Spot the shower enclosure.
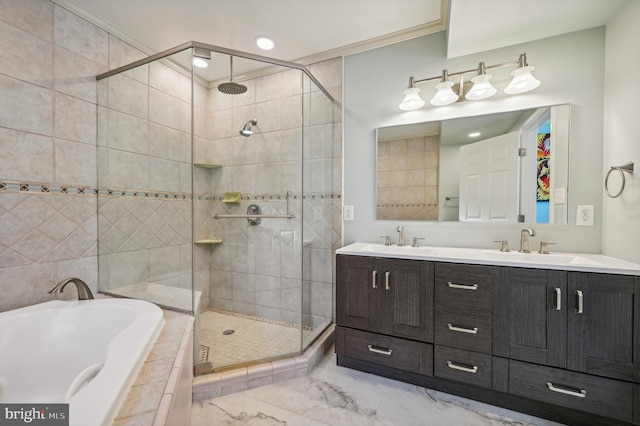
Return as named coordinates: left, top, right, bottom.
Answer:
left=96, top=42, right=337, bottom=372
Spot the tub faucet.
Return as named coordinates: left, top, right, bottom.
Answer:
left=519, top=228, right=536, bottom=253
left=397, top=225, right=406, bottom=246
left=48, top=277, right=95, bottom=300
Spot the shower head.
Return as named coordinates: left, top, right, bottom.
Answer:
left=218, top=56, right=247, bottom=95
left=240, top=119, right=257, bottom=137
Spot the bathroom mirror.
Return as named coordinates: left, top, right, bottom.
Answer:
left=376, top=104, right=570, bottom=224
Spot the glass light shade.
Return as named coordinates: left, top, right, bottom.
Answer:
left=398, top=87, right=425, bottom=111
left=504, top=66, right=541, bottom=94
left=193, top=57, right=209, bottom=68
left=465, top=74, right=497, bottom=100
left=430, top=81, right=458, bottom=106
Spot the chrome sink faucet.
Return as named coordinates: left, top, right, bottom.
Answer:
left=48, top=277, right=95, bottom=300
left=396, top=225, right=406, bottom=246
left=519, top=228, right=536, bottom=253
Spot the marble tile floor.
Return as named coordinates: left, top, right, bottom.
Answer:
left=191, top=346, right=565, bottom=426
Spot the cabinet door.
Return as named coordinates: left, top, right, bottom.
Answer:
left=336, top=255, right=375, bottom=330
left=567, top=273, right=640, bottom=381
left=378, top=258, right=433, bottom=342
left=493, top=267, right=567, bottom=368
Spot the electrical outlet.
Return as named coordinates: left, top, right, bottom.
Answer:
left=576, top=205, right=594, bottom=226
left=344, top=205, right=354, bottom=221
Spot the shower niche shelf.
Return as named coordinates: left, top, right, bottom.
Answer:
left=194, top=239, right=223, bottom=245
left=194, top=162, right=223, bottom=169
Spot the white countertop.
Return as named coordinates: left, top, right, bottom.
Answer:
left=336, top=242, right=640, bottom=276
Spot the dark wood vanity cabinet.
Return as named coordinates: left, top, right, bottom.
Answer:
left=336, top=254, right=433, bottom=342
left=336, top=253, right=640, bottom=425
left=336, top=254, right=434, bottom=375
left=495, top=268, right=640, bottom=381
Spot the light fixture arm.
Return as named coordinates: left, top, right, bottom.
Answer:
left=413, top=55, right=527, bottom=85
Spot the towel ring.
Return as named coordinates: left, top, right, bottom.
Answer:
left=605, top=162, right=634, bottom=198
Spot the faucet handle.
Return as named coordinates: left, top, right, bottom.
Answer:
left=539, top=242, right=556, bottom=254
left=493, top=240, right=510, bottom=252
left=412, top=237, right=425, bottom=247
left=380, top=236, right=392, bottom=246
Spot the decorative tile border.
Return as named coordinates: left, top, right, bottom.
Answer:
left=0, top=180, right=341, bottom=202
left=377, top=202, right=438, bottom=208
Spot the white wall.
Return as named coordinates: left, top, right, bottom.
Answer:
left=602, top=1, right=640, bottom=263
left=343, top=28, right=606, bottom=253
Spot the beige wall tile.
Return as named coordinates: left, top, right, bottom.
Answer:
left=0, top=19, right=52, bottom=87
left=54, top=138, right=97, bottom=186
left=0, top=74, right=53, bottom=136
left=53, top=6, right=108, bottom=66
left=54, top=45, right=106, bottom=103
left=54, top=93, right=97, bottom=145
left=0, top=128, right=53, bottom=182
left=0, top=0, right=53, bottom=43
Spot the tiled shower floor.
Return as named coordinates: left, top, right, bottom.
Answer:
left=199, top=309, right=318, bottom=369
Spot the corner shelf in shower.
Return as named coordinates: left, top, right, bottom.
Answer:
left=194, top=239, right=223, bottom=245
left=194, top=162, right=223, bottom=169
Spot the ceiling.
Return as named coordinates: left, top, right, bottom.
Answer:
left=55, top=0, right=629, bottom=82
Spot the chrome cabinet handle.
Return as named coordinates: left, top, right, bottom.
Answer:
left=447, top=281, right=478, bottom=290
left=447, top=323, right=478, bottom=334
left=372, top=270, right=377, bottom=289
left=385, top=271, right=390, bottom=290
left=447, top=360, right=478, bottom=374
left=575, top=290, right=584, bottom=314
left=546, top=382, right=587, bottom=398
left=368, top=345, right=392, bottom=356
left=553, top=287, right=562, bottom=311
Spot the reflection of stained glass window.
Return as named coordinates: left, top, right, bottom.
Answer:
left=537, top=133, right=550, bottom=201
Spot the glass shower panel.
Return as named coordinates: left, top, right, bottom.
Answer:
left=97, top=48, right=195, bottom=314
left=301, top=74, right=335, bottom=349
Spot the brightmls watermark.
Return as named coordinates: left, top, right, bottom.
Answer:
left=0, top=404, right=68, bottom=425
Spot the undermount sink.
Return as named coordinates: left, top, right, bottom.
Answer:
left=482, top=250, right=602, bottom=266
left=359, top=244, right=436, bottom=256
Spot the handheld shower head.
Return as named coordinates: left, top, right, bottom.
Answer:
left=240, top=119, right=257, bottom=137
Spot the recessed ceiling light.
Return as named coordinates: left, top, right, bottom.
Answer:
left=255, top=36, right=274, bottom=50
left=468, top=132, right=481, bottom=138
left=193, top=57, right=209, bottom=68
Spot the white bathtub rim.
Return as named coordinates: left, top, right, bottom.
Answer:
left=0, top=299, right=165, bottom=426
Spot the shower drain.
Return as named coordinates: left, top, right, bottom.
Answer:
left=222, top=329, right=235, bottom=335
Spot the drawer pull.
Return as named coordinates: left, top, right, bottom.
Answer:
left=546, top=381, right=587, bottom=398
left=385, top=271, right=391, bottom=290
left=575, top=290, right=584, bottom=314
left=372, top=270, right=377, bottom=289
left=447, top=281, right=478, bottom=290
left=447, top=323, right=478, bottom=334
left=367, top=345, right=392, bottom=356
left=553, top=287, right=562, bottom=311
left=447, top=360, right=478, bottom=374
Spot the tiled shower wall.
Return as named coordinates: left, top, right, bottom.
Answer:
left=0, top=1, right=127, bottom=311
left=97, top=53, right=210, bottom=305
left=0, top=0, right=342, bottom=318
left=205, top=60, right=342, bottom=328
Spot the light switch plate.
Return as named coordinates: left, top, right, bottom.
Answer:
left=553, top=188, right=566, bottom=204
left=344, top=205, right=354, bottom=221
left=576, top=205, right=594, bottom=226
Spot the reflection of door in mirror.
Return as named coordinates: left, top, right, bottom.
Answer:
left=519, top=105, right=570, bottom=224
left=458, top=133, right=520, bottom=222
left=377, top=135, right=439, bottom=220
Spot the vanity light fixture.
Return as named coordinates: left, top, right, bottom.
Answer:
left=398, top=77, right=426, bottom=110
left=399, top=53, right=541, bottom=111
left=429, top=70, right=459, bottom=106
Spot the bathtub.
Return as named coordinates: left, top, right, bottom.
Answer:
left=0, top=298, right=165, bottom=426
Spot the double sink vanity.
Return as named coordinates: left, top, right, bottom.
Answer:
left=336, top=236, right=640, bottom=425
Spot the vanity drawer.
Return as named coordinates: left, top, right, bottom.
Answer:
left=509, top=360, right=633, bottom=423
left=338, top=327, right=432, bottom=376
left=434, top=345, right=492, bottom=389
left=435, top=263, right=493, bottom=311
left=435, top=309, right=492, bottom=353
